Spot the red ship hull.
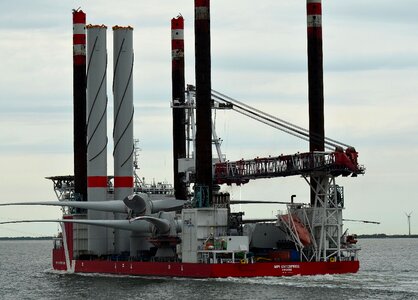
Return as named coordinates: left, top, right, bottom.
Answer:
left=53, top=249, right=359, bottom=278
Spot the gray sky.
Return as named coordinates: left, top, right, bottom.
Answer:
left=0, top=0, right=417, bottom=237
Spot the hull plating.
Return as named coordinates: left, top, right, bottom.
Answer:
left=53, top=250, right=359, bottom=278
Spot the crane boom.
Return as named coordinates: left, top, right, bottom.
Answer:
left=181, top=87, right=364, bottom=186
left=214, top=149, right=364, bottom=185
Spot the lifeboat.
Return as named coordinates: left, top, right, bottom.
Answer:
left=280, top=214, right=312, bottom=246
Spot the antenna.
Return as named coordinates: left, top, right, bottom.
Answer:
left=405, top=211, right=413, bottom=236
left=133, top=139, right=143, bottom=187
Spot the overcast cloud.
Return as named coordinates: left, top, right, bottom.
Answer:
left=0, top=0, right=417, bottom=236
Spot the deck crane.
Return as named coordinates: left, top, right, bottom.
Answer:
left=180, top=86, right=365, bottom=186
left=210, top=89, right=365, bottom=185
left=178, top=85, right=365, bottom=262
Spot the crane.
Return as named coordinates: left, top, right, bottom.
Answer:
left=193, top=88, right=366, bottom=185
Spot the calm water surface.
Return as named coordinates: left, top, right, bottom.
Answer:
left=0, top=239, right=417, bottom=299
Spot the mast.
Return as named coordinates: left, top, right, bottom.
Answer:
left=194, top=0, right=213, bottom=207
left=307, top=0, right=325, bottom=205
left=72, top=9, right=87, bottom=202
left=171, top=16, right=188, bottom=200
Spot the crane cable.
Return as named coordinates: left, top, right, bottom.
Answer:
left=211, top=89, right=352, bottom=150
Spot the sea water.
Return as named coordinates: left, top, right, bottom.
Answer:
left=0, top=238, right=417, bottom=300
